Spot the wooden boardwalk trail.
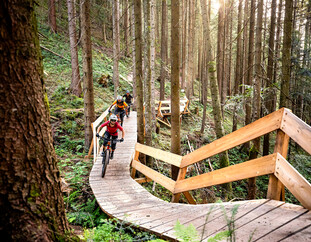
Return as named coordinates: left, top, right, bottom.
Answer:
left=89, top=110, right=311, bottom=241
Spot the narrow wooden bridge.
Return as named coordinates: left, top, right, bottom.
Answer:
left=89, top=108, right=311, bottom=241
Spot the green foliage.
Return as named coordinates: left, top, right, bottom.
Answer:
left=174, top=220, right=200, bottom=242
left=207, top=231, right=230, bottom=242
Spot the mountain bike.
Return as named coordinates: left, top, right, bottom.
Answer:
left=126, top=103, right=132, bottom=117
left=115, top=109, right=126, bottom=126
left=96, top=133, right=122, bottom=178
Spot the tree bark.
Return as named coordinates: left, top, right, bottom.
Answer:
left=124, top=0, right=129, bottom=56
left=67, top=0, right=82, bottom=97
left=181, top=0, right=188, bottom=90
left=232, top=0, right=243, bottom=132
left=48, top=0, right=57, bottom=33
left=134, top=0, right=144, bottom=144
left=200, top=0, right=232, bottom=199
left=113, top=0, right=120, bottom=98
left=186, top=0, right=195, bottom=99
left=0, top=0, right=70, bottom=240
left=279, top=0, right=293, bottom=108
left=217, top=0, right=225, bottom=105
left=81, top=0, right=95, bottom=150
left=248, top=0, right=263, bottom=200
left=171, top=0, right=180, bottom=181
left=160, top=0, right=168, bottom=101
left=263, top=0, right=277, bottom=156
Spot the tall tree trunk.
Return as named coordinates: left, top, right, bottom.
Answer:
left=124, top=0, right=129, bottom=56
left=132, top=1, right=136, bottom=98
left=200, top=0, right=232, bottom=199
left=186, top=0, right=195, bottom=100
left=263, top=0, right=277, bottom=156
left=160, top=0, right=168, bottom=100
left=67, top=0, right=82, bottom=97
left=279, top=0, right=293, bottom=108
left=248, top=0, right=263, bottom=200
left=232, top=0, right=243, bottom=132
left=134, top=0, right=144, bottom=144
left=113, top=0, right=120, bottom=98
left=217, top=0, right=225, bottom=111
left=150, top=0, right=156, bottom=131
left=242, top=0, right=249, bottom=95
left=48, top=0, right=57, bottom=33
left=0, top=0, right=70, bottom=239
left=181, top=0, right=188, bottom=90
left=144, top=0, right=155, bottom=167
left=81, top=0, right=95, bottom=150
left=171, top=0, right=180, bottom=181
left=244, top=0, right=256, bottom=148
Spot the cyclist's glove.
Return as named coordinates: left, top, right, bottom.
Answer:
left=108, top=110, right=111, bottom=113
left=120, top=138, right=124, bottom=142
left=96, top=133, right=100, bottom=138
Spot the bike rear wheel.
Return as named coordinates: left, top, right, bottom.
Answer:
left=102, top=150, right=110, bottom=178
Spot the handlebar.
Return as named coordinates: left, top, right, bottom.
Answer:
left=96, top=133, right=123, bottom=143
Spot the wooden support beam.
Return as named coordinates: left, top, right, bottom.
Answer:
left=180, top=108, right=284, bottom=168
left=174, top=154, right=277, bottom=194
left=274, top=154, right=311, bottom=210
left=132, top=160, right=175, bottom=193
left=130, top=150, right=140, bottom=178
left=135, top=177, right=153, bottom=184
left=280, top=108, right=311, bottom=155
left=171, top=167, right=187, bottom=203
left=267, top=129, right=289, bottom=201
left=135, top=143, right=182, bottom=167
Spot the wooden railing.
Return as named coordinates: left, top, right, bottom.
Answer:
left=87, top=108, right=110, bottom=162
left=130, top=108, right=311, bottom=210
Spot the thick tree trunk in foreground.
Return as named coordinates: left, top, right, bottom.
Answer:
left=67, top=0, right=82, bottom=96
left=171, top=0, right=180, bottom=181
left=81, top=0, right=95, bottom=150
left=0, top=0, right=69, bottom=240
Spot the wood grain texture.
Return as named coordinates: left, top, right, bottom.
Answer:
left=180, top=108, right=284, bottom=168
left=175, top=154, right=277, bottom=193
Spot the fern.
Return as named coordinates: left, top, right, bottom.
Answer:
left=174, top=220, right=200, bottom=242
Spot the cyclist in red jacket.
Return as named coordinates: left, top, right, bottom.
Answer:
left=97, top=114, right=124, bottom=159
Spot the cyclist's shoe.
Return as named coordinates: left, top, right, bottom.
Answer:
left=126, top=114, right=129, bottom=118
left=110, top=151, right=114, bottom=159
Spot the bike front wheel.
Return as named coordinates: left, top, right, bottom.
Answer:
left=102, top=150, right=110, bottom=178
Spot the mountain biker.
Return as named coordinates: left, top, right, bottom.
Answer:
left=97, top=114, right=124, bottom=159
left=123, top=90, right=133, bottom=117
left=108, top=96, right=128, bottom=123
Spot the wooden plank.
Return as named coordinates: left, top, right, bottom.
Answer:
left=135, top=177, right=153, bottom=184
left=256, top=210, right=311, bottom=241
left=171, top=167, right=187, bottom=203
left=135, top=143, right=182, bottom=167
left=274, top=154, right=311, bottom=210
left=200, top=200, right=281, bottom=240
left=174, top=154, right=277, bottom=194
left=267, top=129, right=289, bottom=201
left=180, top=108, right=284, bottom=168
left=131, top=159, right=175, bottom=193
left=130, top=150, right=139, bottom=178
left=280, top=108, right=311, bottom=155
left=233, top=202, right=307, bottom=241
left=156, top=118, right=171, bottom=128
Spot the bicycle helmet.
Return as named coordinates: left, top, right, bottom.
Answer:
left=109, top=114, right=118, bottom=121
left=117, top=95, right=123, bottom=101
left=126, top=90, right=130, bottom=94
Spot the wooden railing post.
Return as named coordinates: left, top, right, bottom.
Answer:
left=267, top=129, right=290, bottom=201
left=131, top=150, right=140, bottom=178
left=171, top=167, right=196, bottom=204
